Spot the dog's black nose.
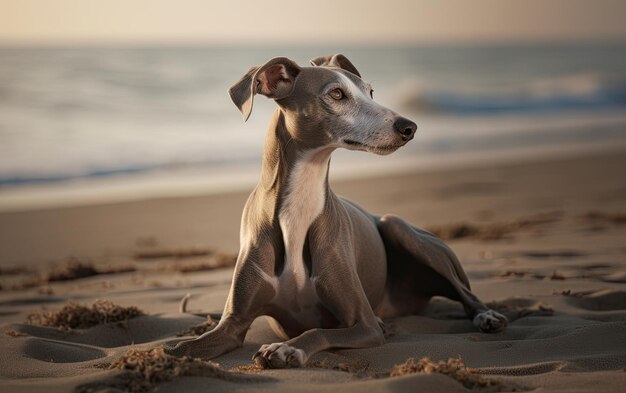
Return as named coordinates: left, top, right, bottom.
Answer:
left=393, top=117, right=417, bottom=141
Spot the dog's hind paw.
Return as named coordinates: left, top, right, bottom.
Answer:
left=473, top=309, right=508, bottom=333
left=253, top=343, right=306, bottom=369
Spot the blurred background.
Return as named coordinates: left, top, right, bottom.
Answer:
left=1, top=0, right=625, bottom=210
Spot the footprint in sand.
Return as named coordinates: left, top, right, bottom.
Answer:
left=22, top=337, right=107, bottom=363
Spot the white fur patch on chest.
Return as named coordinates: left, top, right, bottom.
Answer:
left=278, top=149, right=330, bottom=289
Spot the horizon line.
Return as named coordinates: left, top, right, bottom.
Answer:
left=1, top=37, right=625, bottom=49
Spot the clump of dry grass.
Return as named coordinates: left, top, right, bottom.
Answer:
left=98, top=265, right=136, bottom=275
left=486, top=299, right=553, bottom=322
left=4, top=329, right=27, bottom=337
left=580, top=211, right=626, bottom=225
left=173, top=262, right=215, bottom=273
left=1, top=260, right=136, bottom=292
left=176, top=321, right=215, bottom=337
left=229, top=364, right=265, bottom=373
left=26, top=299, right=144, bottom=330
left=427, top=211, right=562, bottom=241
left=133, top=248, right=214, bottom=260
left=172, top=253, right=238, bottom=274
left=212, top=253, right=238, bottom=267
left=109, top=347, right=229, bottom=393
left=549, top=270, right=566, bottom=280
left=390, top=357, right=501, bottom=391
left=497, top=270, right=545, bottom=279
left=44, top=261, right=99, bottom=282
left=427, top=222, right=517, bottom=241
left=497, top=269, right=581, bottom=281
left=425, top=223, right=474, bottom=240
left=44, top=260, right=135, bottom=282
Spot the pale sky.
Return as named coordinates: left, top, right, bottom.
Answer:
left=1, top=0, right=625, bottom=45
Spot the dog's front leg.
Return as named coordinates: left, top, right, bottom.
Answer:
left=253, top=263, right=385, bottom=368
left=167, top=244, right=277, bottom=359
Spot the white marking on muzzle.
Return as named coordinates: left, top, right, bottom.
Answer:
left=335, top=72, right=394, bottom=147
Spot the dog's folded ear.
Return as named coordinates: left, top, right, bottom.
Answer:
left=309, top=54, right=361, bottom=78
left=229, top=57, right=301, bottom=122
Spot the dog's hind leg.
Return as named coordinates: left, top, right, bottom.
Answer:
left=376, top=214, right=507, bottom=333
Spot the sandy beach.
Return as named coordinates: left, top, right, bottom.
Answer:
left=1, top=148, right=625, bottom=392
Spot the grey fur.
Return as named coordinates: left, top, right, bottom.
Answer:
left=166, top=54, right=507, bottom=368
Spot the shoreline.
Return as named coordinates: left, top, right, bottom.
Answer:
left=2, top=137, right=626, bottom=214
left=1, top=145, right=625, bottom=267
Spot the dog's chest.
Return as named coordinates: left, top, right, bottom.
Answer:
left=278, top=150, right=329, bottom=289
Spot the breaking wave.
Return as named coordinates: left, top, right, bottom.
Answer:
left=400, top=73, right=626, bottom=115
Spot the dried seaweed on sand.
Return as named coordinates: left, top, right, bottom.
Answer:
left=26, top=299, right=144, bottom=330
left=390, top=357, right=503, bottom=391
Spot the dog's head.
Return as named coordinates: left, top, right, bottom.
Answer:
left=229, top=54, right=416, bottom=155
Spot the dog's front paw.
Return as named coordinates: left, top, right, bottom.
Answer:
left=164, top=339, right=194, bottom=357
left=164, top=334, right=232, bottom=359
left=473, top=309, right=508, bottom=333
left=253, top=343, right=306, bottom=369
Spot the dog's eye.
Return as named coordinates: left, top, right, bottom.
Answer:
left=370, top=89, right=374, bottom=99
left=329, top=88, right=344, bottom=100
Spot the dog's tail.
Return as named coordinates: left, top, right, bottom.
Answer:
left=179, top=293, right=192, bottom=314
left=178, top=293, right=222, bottom=321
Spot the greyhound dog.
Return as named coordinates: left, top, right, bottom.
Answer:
left=167, top=54, right=508, bottom=368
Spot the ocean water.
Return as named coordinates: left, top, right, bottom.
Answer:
left=1, top=44, right=626, bottom=208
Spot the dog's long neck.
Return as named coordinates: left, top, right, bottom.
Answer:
left=259, top=110, right=334, bottom=286
left=259, top=110, right=333, bottom=198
